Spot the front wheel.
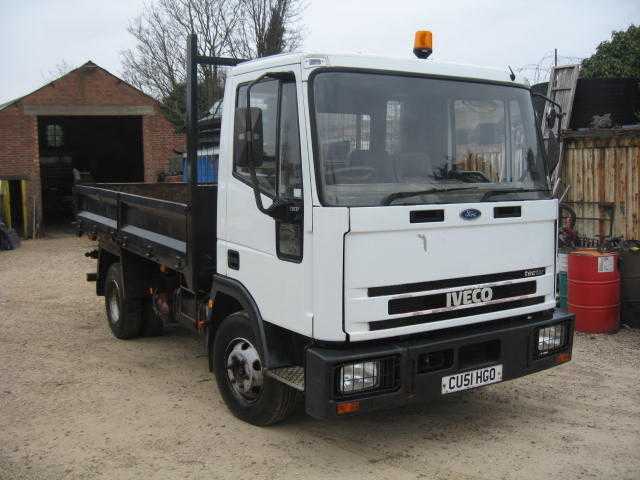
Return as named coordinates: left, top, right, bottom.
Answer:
left=212, top=312, right=297, bottom=426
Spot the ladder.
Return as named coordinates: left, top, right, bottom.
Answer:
left=542, top=64, right=580, bottom=194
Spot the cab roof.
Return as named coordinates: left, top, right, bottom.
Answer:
left=230, top=52, right=528, bottom=87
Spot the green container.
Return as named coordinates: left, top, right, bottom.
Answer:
left=558, top=271, right=568, bottom=309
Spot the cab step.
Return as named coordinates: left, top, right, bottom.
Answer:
left=265, top=366, right=305, bottom=391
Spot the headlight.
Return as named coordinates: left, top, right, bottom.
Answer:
left=339, top=360, right=380, bottom=394
left=537, top=323, right=567, bottom=357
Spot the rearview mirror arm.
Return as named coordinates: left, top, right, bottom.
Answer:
left=245, top=73, right=272, bottom=216
left=245, top=72, right=300, bottom=221
left=531, top=92, right=563, bottom=183
left=531, top=91, right=562, bottom=112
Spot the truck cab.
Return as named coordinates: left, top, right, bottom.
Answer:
left=76, top=34, right=574, bottom=425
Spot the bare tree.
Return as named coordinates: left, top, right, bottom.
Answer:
left=232, top=0, right=304, bottom=58
left=42, top=60, right=73, bottom=83
left=122, top=0, right=242, bottom=125
left=121, top=0, right=305, bottom=126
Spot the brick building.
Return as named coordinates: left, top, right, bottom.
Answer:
left=0, top=61, right=184, bottom=237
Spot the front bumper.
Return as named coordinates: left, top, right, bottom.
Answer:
left=305, top=309, right=574, bottom=419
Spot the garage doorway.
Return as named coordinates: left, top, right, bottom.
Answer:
left=38, top=116, right=143, bottom=227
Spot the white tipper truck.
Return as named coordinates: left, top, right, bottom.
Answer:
left=75, top=32, right=574, bottom=425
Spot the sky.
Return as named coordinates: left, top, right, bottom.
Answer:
left=1, top=0, right=638, bottom=104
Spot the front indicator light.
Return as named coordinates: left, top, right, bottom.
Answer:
left=555, top=352, right=571, bottom=364
left=336, top=401, right=360, bottom=415
left=537, top=323, right=567, bottom=357
left=339, top=360, right=380, bottom=394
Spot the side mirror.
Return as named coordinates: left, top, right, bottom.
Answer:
left=234, top=107, right=264, bottom=168
left=545, top=129, right=561, bottom=174
left=531, top=92, right=563, bottom=178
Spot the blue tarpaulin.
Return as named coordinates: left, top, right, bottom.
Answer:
left=183, top=154, right=218, bottom=183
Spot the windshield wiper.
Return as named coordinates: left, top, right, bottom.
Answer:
left=382, top=187, right=478, bottom=205
left=480, top=188, right=550, bottom=202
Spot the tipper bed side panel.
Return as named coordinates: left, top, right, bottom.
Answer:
left=75, top=183, right=217, bottom=291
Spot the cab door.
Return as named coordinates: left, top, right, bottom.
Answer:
left=220, top=66, right=312, bottom=338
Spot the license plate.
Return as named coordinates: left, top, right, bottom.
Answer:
left=441, top=364, right=503, bottom=394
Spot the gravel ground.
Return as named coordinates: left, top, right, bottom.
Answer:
left=1, top=234, right=639, bottom=480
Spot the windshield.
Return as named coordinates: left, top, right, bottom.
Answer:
left=311, top=71, right=549, bottom=206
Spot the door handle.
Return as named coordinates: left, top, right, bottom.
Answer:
left=228, top=250, right=240, bottom=270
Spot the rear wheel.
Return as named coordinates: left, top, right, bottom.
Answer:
left=105, top=263, right=144, bottom=339
left=212, top=311, right=297, bottom=426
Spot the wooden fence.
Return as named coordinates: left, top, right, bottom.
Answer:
left=560, top=129, right=640, bottom=240
left=458, top=144, right=505, bottom=182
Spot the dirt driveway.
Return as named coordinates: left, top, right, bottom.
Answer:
left=1, top=235, right=639, bottom=480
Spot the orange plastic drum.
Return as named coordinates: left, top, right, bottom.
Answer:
left=568, top=249, right=620, bottom=333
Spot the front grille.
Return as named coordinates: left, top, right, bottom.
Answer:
left=368, top=268, right=545, bottom=297
left=334, top=355, right=400, bottom=398
left=388, top=281, right=536, bottom=315
left=370, top=296, right=545, bottom=331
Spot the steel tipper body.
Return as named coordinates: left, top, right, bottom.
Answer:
left=76, top=33, right=574, bottom=425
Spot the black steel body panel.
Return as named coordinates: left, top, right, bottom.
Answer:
left=74, top=182, right=217, bottom=292
left=305, top=309, right=574, bottom=419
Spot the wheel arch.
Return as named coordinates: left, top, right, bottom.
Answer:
left=207, top=275, right=308, bottom=372
left=97, top=247, right=120, bottom=296
left=207, top=274, right=270, bottom=370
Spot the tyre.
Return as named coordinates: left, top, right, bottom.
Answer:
left=212, top=311, right=297, bottom=426
left=104, top=263, right=144, bottom=339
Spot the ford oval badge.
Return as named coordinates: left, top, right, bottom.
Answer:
left=460, top=208, right=481, bottom=220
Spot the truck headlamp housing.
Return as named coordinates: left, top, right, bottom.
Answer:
left=536, top=323, right=567, bottom=357
left=338, top=360, right=380, bottom=394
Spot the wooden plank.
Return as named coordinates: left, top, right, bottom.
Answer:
left=631, top=145, right=640, bottom=239
left=583, top=147, right=594, bottom=237
left=562, top=126, right=640, bottom=140
left=20, top=179, right=28, bottom=238
left=595, top=147, right=604, bottom=238
left=624, top=147, right=631, bottom=238
left=604, top=146, right=615, bottom=204
left=573, top=141, right=584, bottom=204
left=624, top=146, right=631, bottom=239
left=561, top=145, right=570, bottom=201
left=0, top=180, right=11, bottom=229
left=616, top=144, right=627, bottom=237
left=603, top=146, right=618, bottom=236
left=566, top=143, right=575, bottom=203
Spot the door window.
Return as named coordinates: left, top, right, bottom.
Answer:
left=234, top=80, right=279, bottom=196
left=234, top=76, right=304, bottom=262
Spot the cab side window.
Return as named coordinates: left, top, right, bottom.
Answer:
left=277, top=81, right=304, bottom=261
